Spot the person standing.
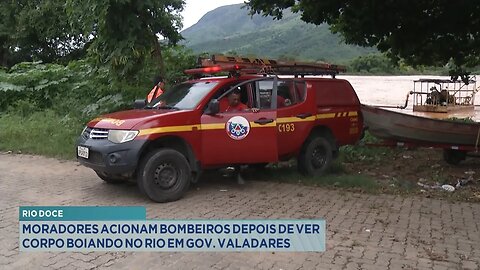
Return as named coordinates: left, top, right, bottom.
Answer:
left=146, top=76, right=165, bottom=102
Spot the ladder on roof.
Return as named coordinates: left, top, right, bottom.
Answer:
left=184, top=54, right=346, bottom=77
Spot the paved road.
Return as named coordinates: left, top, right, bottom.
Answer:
left=0, top=154, right=479, bottom=270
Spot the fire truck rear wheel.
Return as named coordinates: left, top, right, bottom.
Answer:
left=443, top=149, right=466, bottom=165
left=298, top=137, right=333, bottom=176
left=137, top=149, right=191, bottom=203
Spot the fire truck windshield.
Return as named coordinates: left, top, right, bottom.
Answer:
left=147, top=81, right=218, bottom=110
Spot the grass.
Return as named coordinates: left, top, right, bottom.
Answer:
left=446, top=117, right=475, bottom=123
left=244, top=161, right=379, bottom=193
left=340, top=145, right=393, bottom=162
left=339, top=131, right=396, bottom=163
left=0, top=110, right=84, bottom=159
left=388, top=177, right=417, bottom=191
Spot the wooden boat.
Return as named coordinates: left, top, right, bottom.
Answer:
left=361, top=104, right=480, bottom=147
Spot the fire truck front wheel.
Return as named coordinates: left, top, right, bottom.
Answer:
left=137, top=149, right=191, bottom=203
left=95, top=171, right=125, bottom=184
left=298, top=137, right=333, bottom=176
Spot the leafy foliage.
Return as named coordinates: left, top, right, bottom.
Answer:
left=0, top=46, right=197, bottom=117
left=339, top=131, right=395, bottom=163
left=349, top=54, right=396, bottom=74
left=246, top=0, right=480, bottom=75
left=447, top=117, right=475, bottom=123
left=0, top=1, right=15, bottom=66
left=0, top=60, right=126, bottom=119
left=0, top=1, right=88, bottom=66
left=1, top=0, right=186, bottom=80
left=163, top=46, right=198, bottom=83
left=0, top=45, right=198, bottom=158
left=66, top=0, right=185, bottom=78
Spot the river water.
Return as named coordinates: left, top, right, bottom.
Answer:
left=338, top=75, right=480, bottom=121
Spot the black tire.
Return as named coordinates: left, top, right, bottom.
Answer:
left=95, top=171, right=124, bottom=184
left=298, top=137, right=333, bottom=176
left=443, top=149, right=466, bottom=165
left=191, top=169, right=203, bottom=184
left=137, top=149, right=191, bottom=203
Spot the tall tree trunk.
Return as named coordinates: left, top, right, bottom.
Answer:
left=152, top=35, right=165, bottom=78
left=0, top=47, right=8, bottom=67
left=138, top=4, right=166, bottom=78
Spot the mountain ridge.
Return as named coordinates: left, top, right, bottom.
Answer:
left=181, top=4, right=376, bottom=63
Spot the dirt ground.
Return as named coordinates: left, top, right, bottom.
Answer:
left=344, top=147, right=480, bottom=202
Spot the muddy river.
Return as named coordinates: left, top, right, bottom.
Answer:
left=339, top=75, right=480, bottom=121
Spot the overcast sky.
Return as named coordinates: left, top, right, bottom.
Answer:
left=182, top=0, right=246, bottom=30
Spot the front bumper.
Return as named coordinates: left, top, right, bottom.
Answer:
left=75, top=136, right=146, bottom=175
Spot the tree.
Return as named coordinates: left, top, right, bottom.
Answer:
left=0, top=1, right=15, bottom=66
left=246, top=0, right=480, bottom=76
left=0, top=0, right=88, bottom=66
left=349, top=54, right=395, bottom=74
left=66, top=0, right=185, bottom=78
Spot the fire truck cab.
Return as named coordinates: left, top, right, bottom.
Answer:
left=76, top=55, right=364, bottom=202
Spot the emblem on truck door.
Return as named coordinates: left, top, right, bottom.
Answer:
left=226, top=116, right=250, bottom=140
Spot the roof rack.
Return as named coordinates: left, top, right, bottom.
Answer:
left=184, top=54, right=346, bottom=78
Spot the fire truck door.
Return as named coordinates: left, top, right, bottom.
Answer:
left=276, top=80, right=314, bottom=156
left=200, top=80, right=278, bottom=165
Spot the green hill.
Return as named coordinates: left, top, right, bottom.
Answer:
left=181, top=4, right=376, bottom=63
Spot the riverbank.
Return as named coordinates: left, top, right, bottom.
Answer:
left=342, top=147, right=480, bottom=202
left=234, top=145, right=480, bottom=203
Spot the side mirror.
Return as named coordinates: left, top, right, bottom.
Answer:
left=133, top=99, right=146, bottom=109
left=205, top=99, right=220, bottom=115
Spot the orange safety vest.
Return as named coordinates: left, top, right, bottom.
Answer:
left=147, top=86, right=164, bottom=102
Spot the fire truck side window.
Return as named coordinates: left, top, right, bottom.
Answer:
left=294, top=81, right=307, bottom=102
left=212, top=83, right=248, bottom=103
left=256, top=80, right=274, bottom=109
left=211, top=82, right=256, bottom=112
left=276, top=80, right=307, bottom=108
left=277, top=81, right=293, bottom=107
left=212, top=83, right=238, bottom=99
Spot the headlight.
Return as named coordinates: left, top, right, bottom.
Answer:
left=108, top=130, right=139, bottom=144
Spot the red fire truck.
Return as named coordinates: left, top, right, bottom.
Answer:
left=76, top=55, right=364, bottom=202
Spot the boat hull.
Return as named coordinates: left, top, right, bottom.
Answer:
left=413, top=104, right=475, bottom=113
left=361, top=105, right=480, bottom=146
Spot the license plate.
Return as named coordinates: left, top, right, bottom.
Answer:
left=77, top=146, right=89, bottom=159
